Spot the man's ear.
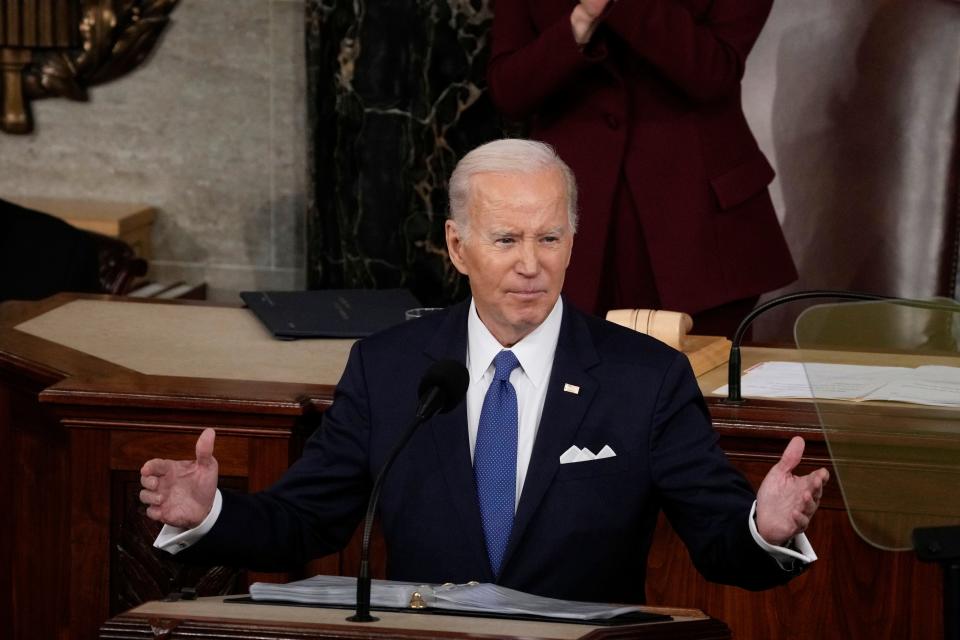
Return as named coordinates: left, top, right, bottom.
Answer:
left=445, top=219, right=469, bottom=276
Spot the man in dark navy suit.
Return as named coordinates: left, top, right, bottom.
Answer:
left=140, top=139, right=827, bottom=604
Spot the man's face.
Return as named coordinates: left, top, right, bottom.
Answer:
left=445, top=167, right=573, bottom=346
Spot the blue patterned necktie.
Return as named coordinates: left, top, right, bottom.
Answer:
left=474, top=349, right=521, bottom=577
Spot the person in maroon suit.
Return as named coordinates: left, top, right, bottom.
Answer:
left=487, top=0, right=797, bottom=336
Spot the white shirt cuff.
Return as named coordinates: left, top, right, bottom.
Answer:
left=748, top=500, right=817, bottom=568
left=153, top=489, right=223, bottom=554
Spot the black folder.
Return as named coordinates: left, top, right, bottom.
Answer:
left=241, top=289, right=422, bottom=339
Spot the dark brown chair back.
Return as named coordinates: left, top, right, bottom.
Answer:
left=0, top=198, right=147, bottom=301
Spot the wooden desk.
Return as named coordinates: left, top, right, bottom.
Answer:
left=0, top=295, right=354, bottom=640
left=0, top=295, right=942, bottom=640
left=99, top=597, right=730, bottom=640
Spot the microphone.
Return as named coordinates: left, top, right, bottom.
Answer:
left=348, top=359, right=469, bottom=622
left=416, top=359, right=470, bottom=418
left=724, top=290, right=891, bottom=404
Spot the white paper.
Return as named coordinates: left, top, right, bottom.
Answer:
left=863, top=365, right=960, bottom=407
left=429, top=582, right=645, bottom=620
left=249, top=575, right=647, bottom=621
left=712, top=361, right=960, bottom=406
left=250, top=574, right=417, bottom=608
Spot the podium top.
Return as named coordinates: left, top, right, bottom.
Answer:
left=14, top=299, right=355, bottom=385
left=101, top=596, right=726, bottom=640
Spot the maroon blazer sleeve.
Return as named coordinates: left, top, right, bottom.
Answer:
left=601, top=0, right=774, bottom=101
left=487, top=2, right=607, bottom=120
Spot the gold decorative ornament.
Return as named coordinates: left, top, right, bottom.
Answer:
left=0, top=0, right=179, bottom=134
left=407, top=591, right=427, bottom=609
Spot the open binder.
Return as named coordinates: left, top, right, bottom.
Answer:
left=229, top=576, right=670, bottom=626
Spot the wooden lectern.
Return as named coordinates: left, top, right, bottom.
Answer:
left=98, top=597, right=730, bottom=640
left=0, top=295, right=942, bottom=640
left=0, top=294, right=354, bottom=640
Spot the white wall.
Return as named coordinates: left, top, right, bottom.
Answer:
left=0, top=0, right=307, bottom=302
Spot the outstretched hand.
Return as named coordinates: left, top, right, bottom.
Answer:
left=570, top=0, right=611, bottom=45
left=755, top=436, right=829, bottom=546
left=140, top=427, right=219, bottom=529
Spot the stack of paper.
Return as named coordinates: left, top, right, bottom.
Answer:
left=712, top=361, right=960, bottom=407
left=250, top=575, right=648, bottom=621
left=251, top=575, right=417, bottom=608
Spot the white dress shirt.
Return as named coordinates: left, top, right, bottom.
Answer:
left=465, top=297, right=563, bottom=508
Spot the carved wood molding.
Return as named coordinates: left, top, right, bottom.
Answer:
left=0, top=0, right=179, bottom=134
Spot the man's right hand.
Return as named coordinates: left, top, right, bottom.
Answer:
left=140, top=427, right=219, bottom=529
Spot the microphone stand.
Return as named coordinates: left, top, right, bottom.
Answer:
left=347, top=388, right=442, bottom=622
left=723, top=290, right=892, bottom=404
left=914, top=526, right=960, bottom=640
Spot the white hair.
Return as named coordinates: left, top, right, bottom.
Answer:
left=447, top=139, right=578, bottom=238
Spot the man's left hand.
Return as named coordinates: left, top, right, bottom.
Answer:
left=756, top=436, right=829, bottom=546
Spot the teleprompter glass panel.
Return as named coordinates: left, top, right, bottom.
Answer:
left=795, top=298, right=960, bottom=551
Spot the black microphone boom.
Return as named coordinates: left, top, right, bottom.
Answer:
left=348, top=359, right=469, bottom=622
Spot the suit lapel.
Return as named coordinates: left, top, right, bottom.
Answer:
left=423, top=300, right=493, bottom=579
left=501, top=303, right=600, bottom=572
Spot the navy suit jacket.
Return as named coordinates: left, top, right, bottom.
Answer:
left=183, top=299, right=795, bottom=603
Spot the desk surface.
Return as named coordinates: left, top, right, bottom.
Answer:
left=14, top=298, right=355, bottom=385
left=697, top=346, right=793, bottom=398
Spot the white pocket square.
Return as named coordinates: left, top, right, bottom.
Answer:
left=559, top=444, right=617, bottom=464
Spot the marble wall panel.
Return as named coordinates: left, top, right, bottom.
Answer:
left=0, top=0, right=308, bottom=302
left=306, top=0, right=506, bottom=307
